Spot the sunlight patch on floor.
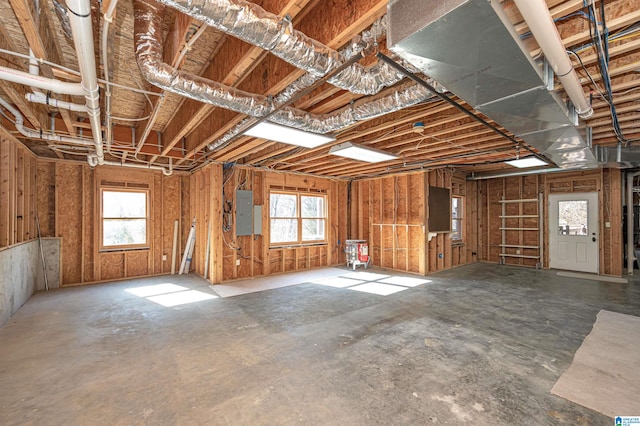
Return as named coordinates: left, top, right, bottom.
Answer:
left=311, top=270, right=430, bottom=296
left=349, top=282, right=408, bottom=296
left=310, top=277, right=365, bottom=288
left=378, top=276, right=431, bottom=287
left=126, top=283, right=218, bottom=307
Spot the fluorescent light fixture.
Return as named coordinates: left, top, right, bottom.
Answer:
left=329, top=142, right=398, bottom=163
left=244, top=121, right=334, bottom=148
left=505, top=157, right=548, bottom=168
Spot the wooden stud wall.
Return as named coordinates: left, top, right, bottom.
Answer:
left=352, top=169, right=475, bottom=275
left=477, top=169, right=623, bottom=276
left=36, top=161, right=188, bottom=285
left=0, top=136, right=37, bottom=248
left=190, top=166, right=347, bottom=283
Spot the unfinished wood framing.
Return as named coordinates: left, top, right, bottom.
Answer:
left=479, top=169, right=623, bottom=276
left=34, top=161, right=188, bottom=286
left=189, top=166, right=347, bottom=283
left=351, top=169, right=475, bottom=276
left=0, top=136, right=37, bottom=248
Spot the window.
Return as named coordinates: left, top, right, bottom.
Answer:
left=101, top=189, right=148, bottom=249
left=557, top=200, right=588, bottom=235
left=270, top=191, right=326, bottom=245
left=451, top=196, right=463, bottom=241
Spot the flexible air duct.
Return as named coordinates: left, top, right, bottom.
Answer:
left=133, top=0, right=434, bottom=151
left=153, top=0, right=404, bottom=95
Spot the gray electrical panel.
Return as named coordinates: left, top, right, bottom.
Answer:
left=236, top=190, right=253, bottom=236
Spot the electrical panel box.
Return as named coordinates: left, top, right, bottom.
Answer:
left=253, top=205, right=262, bottom=235
left=236, top=190, right=253, bottom=236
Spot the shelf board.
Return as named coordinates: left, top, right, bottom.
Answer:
left=499, top=244, right=540, bottom=249
left=498, top=199, right=538, bottom=203
left=499, top=215, right=538, bottom=218
left=499, top=227, right=539, bottom=231
left=499, top=254, right=541, bottom=259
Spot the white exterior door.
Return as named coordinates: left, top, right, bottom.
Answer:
left=548, top=192, right=599, bottom=273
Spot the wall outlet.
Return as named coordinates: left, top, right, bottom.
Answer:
left=516, top=249, right=521, bottom=255
left=162, top=254, right=167, bottom=261
left=438, top=253, right=443, bottom=259
left=236, top=259, right=241, bottom=266
left=605, top=222, right=611, bottom=228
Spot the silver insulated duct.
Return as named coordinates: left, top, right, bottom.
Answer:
left=154, top=0, right=405, bottom=95
left=134, top=0, right=434, bottom=150
left=387, top=0, right=598, bottom=169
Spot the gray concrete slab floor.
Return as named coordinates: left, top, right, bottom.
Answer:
left=1, top=263, right=639, bottom=425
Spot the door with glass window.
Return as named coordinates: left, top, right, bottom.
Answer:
left=548, top=192, right=599, bottom=273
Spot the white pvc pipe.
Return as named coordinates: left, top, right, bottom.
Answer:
left=0, top=96, right=94, bottom=146
left=101, top=160, right=173, bottom=176
left=26, top=92, right=88, bottom=112
left=66, top=0, right=104, bottom=164
left=28, top=49, right=40, bottom=77
left=102, top=0, right=119, bottom=153
left=0, top=65, right=86, bottom=96
left=513, top=0, right=593, bottom=119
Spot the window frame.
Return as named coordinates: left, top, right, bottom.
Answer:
left=451, top=195, right=464, bottom=243
left=99, top=187, right=150, bottom=251
left=269, top=190, right=328, bottom=247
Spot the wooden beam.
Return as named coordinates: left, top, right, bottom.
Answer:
left=161, top=0, right=319, bottom=163
left=169, top=0, right=387, bottom=164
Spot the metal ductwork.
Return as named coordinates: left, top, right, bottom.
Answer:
left=153, top=0, right=405, bottom=95
left=134, top=0, right=434, bottom=150
left=387, top=0, right=599, bottom=169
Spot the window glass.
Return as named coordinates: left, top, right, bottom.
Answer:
left=558, top=200, right=588, bottom=235
left=102, top=190, right=147, bottom=248
left=270, top=218, right=298, bottom=243
left=270, top=192, right=326, bottom=245
left=301, top=196, right=324, bottom=218
left=270, top=193, right=297, bottom=218
left=451, top=196, right=463, bottom=241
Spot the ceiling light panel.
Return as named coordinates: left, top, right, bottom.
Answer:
left=244, top=122, right=335, bottom=148
left=329, top=142, right=398, bottom=163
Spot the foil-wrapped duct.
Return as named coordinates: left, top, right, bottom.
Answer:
left=155, top=0, right=405, bottom=95
left=208, top=83, right=434, bottom=150
left=134, top=0, right=434, bottom=153
left=134, top=0, right=274, bottom=117
left=52, top=0, right=73, bottom=39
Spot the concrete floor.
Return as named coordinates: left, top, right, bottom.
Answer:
left=1, top=263, right=639, bottom=425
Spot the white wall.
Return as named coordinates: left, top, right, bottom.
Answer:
left=0, top=238, right=60, bottom=327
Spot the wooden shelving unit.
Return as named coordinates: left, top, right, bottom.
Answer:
left=498, top=194, right=543, bottom=268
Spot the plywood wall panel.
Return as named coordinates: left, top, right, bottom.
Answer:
left=162, top=175, right=181, bottom=274
left=100, top=252, right=124, bottom=281
left=36, top=162, right=56, bottom=237
left=56, top=163, right=83, bottom=284
left=153, top=173, right=163, bottom=275
left=126, top=251, right=150, bottom=277
left=82, top=167, right=95, bottom=283
left=35, top=161, right=186, bottom=285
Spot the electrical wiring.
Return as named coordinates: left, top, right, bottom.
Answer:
left=567, top=50, right=609, bottom=102
left=520, top=10, right=593, bottom=40
left=585, top=0, right=628, bottom=145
